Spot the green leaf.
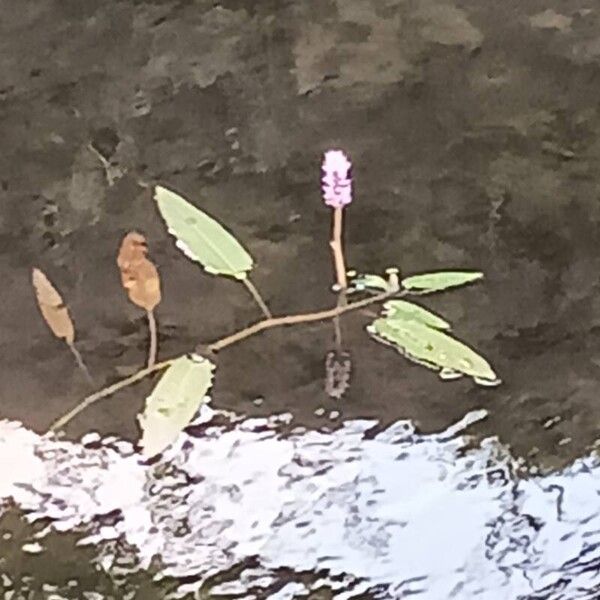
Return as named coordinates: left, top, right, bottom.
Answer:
left=383, top=299, right=451, bottom=330
left=154, top=185, right=253, bottom=280
left=368, top=317, right=500, bottom=386
left=138, top=354, right=215, bottom=458
left=349, top=273, right=389, bottom=293
left=401, top=271, right=483, bottom=293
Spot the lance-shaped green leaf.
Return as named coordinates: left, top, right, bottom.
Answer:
left=154, top=185, right=253, bottom=280
left=367, top=317, right=500, bottom=386
left=138, top=354, right=215, bottom=458
left=349, top=273, right=389, bottom=293
left=383, top=299, right=451, bottom=330
left=402, top=271, right=483, bottom=293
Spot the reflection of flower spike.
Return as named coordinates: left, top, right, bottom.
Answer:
left=321, top=150, right=353, bottom=209
left=325, top=349, right=352, bottom=400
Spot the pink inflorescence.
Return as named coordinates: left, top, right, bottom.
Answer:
left=321, top=149, right=353, bottom=209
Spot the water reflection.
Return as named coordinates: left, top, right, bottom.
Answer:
left=0, top=407, right=598, bottom=599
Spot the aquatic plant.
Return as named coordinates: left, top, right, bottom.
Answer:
left=117, top=232, right=161, bottom=368
left=31, top=268, right=92, bottom=384
left=39, top=150, right=500, bottom=458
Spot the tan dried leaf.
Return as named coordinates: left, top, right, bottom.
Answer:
left=117, top=232, right=148, bottom=276
left=117, top=232, right=161, bottom=312
left=32, top=268, right=75, bottom=344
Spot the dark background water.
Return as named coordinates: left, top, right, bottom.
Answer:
left=1, top=3, right=600, bottom=593
left=2, top=0, right=599, bottom=467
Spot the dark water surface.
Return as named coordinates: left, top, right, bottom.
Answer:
left=1, top=0, right=600, bottom=597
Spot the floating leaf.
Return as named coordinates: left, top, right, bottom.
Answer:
left=32, top=268, right=75, bottom=344
left=368, top=317, right=500, bottom=386
left=123, top=259, right=161, bottom=312
left=383, top=299, right=451, bottom=330
left=117, top=231, right=148, bottom=272
left=348, top=273, right=389, bottom=293
left=138, top=354, right=215, bottom=458
left=402, top=271, right=483, bottom=293
left=154, top=185, right=253, bottom=280
left=117, top=232, right=161, bottom=312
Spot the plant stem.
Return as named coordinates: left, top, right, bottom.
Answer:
left=333, top=313, right=342, bottom=349
left=49, top=290, right=401, bottom=432
left=67, top=342, right=94, bottom=386
left=330, top=207, right=348, bottom=290
left=48, top=359, right=174, bottom=433
left=147, top=309, right=158, bottom=368
left=333, top=291, right=346, bottom=350
left=209, top=289, right=396, bottom=352
left=242, top=277, right=272, bottom=318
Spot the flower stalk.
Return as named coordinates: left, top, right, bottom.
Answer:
left=331, top=207, right=348, bottom=290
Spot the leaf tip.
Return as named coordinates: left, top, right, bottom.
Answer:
left=153, top=184, right=167, bottom=197
left=31, top=266, right=44, bottom=284
left=474, top=375, right=502, bottom=387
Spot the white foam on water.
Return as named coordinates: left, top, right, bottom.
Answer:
left=0, top=407, right=598, bottom=599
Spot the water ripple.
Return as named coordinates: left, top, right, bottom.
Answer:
left=0, top=408, right=598, bottom=598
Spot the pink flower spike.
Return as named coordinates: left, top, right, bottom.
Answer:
left=321, top=149, right=353, bottom=209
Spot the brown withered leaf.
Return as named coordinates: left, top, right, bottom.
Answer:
left=122, top=258, right=161, bottom=311
left=117, top=232, right=161, bottom=312
left=32, top=268, right=75, bottom=344
left=117, top=232, right=148, bottom=279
